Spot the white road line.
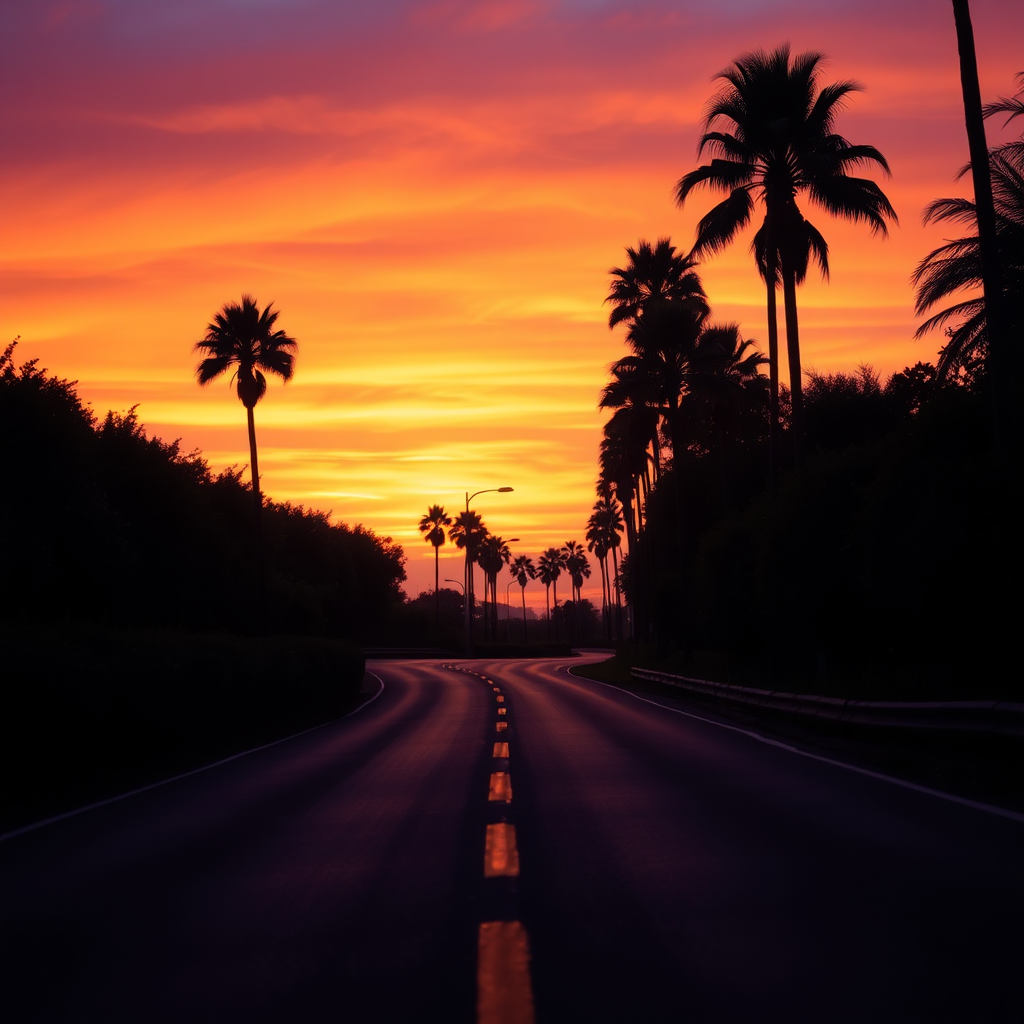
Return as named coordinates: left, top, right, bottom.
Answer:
left=565, top=666, right=1024, bottom=824
left=1, top=674, right=388, bottom=843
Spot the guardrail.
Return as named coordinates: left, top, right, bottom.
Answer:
left=630, top=668, right=1024, bottom=737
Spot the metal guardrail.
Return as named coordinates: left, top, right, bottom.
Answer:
left=630, top=668, right=1024, bottom=737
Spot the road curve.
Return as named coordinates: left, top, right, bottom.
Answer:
left=1, top=655, right=1021, bottom=1024
left=1, top=661, right=493, bottom=1023
left=480, top=657, right=1022, bottom=1023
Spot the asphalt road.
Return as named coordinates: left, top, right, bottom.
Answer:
left=2, top=656, right=1021, bottom=1023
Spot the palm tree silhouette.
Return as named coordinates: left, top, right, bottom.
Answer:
left=676, top=44, right=896, bottom=463
left=588, top=493, right=625, bottom=639
left=419, top=504, right=453, bottom=631
left=537, top=547, right=564, bottom=639
left=566, top=542, right=592, bottom=644
left=449, top=510, right=486, bottom=635
left=606, top=238, right=708, bottom=329
left=561, top=541, right=590, bottom=642
left=478, top=534, right=512, bottom=641
left=194, top=294, right=297, bottom=552
left=913, top=75, right=1023, bottom=378
left=509, top=555, right=536, bottom=640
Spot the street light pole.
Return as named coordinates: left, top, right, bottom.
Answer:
left=463, top=486, right=513, bottom=654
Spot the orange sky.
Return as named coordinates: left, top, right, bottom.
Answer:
left=2, top=0, right=1021, bottom=605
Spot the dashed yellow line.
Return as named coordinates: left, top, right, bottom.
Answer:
left=493, top=742, right=509, bottom=758
left=488, top=772, right=513, bottom=802
left=498, top=708, right=506, bottom=716
left=496, top=721, right=507, bottom=733
left=496, top=695, right=505, bottom=703
left=483, top=822, right=520, bottom=877
left=477, top=921, right=535, bottom=1024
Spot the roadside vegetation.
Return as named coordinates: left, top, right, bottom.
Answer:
left=586, top=53, right=1021, bottom=702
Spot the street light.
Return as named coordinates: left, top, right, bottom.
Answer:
left=463, top=486, right=514, bottom=654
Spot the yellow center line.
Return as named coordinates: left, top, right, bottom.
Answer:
left=493, top=742, right=509, bottom=758
left=498, top=708, right=506, bottom=716
left=496, top=721, right=508, bottom=733
left=496, top=695, right=505, bottom=703
left=477, top=921, right=535, bottom=1024
left=483, top=822, right=520, bottom=877
left=488, top=772, right=512, bottom=802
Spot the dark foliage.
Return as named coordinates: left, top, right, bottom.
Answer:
left=1, top=621, right=365, bottom=832
left=0, top=344, right=406, bottom=640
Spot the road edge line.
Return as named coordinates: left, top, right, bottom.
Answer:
left=565, top=665, right=1024, bottom=824
left=0, top=673, right=387, bottom=843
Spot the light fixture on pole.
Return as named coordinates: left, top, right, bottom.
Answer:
left=462, top=486, right=513, bottom=654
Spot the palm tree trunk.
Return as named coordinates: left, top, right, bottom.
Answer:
left=521, top=586, right=527, bottom=640
left=246, top=404, right=266, bottom=596
left=952, top=0, right=1011, bottom=448
left=782, top=264, right=807, bottom=467
left=765, top=256, right=781, bottom=490
left=610, top=544, right=622, bottom=642
left=434, top=547, right=440, bottom=632
left=545, top=585, right=551, bottom=639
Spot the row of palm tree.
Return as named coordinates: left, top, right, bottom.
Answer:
left=598, top=236, right=771, bottom=643
left=416, top=514, right=611, bottom=642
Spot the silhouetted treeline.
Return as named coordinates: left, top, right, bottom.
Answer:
left=621, top=362, right=1021, bottom=699
left=1, top=344, right=405, bottom=641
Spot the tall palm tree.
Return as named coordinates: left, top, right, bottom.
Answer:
left=912, top=74, right=1024, bottom=379
left=418, top=504, right=452, bottom=630
left=509, top=555, right=536, bottom=640
left=676, top=44, right=896, bottom=464
left=194, top=294, right=297, bottom=530
left=449, top=510, right=486, bottom=634
left=561, top=540, right=591, bottom=643
left=588, top=493, right=625, bottom=639
left=478, top=533, right=512, bottom=641
left=561, top=541, right=590, bottom=605
left=537, top=547, right=564, bottom=639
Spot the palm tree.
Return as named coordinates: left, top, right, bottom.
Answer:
left=912, top=75, right=1024, bottom=379
left=588, top=493, right=625, bottom=639
left=676, top=44, right=896, bottom=464
left=606, top=238, right=708, bottom=328
left=449, top=510, right=486, bottom=634
left=509, top=555, right=536, bottom=640
left=194, top=294, right=297, bottom=530
left=561, top=540, right=591, bottom=643
left=561, top=540, right=590, bottom=602
left=537, top=547, right=564, bottom=639
left=478, top=534, right=512, bottom=640
left=418, top=504, right=452, bottom=630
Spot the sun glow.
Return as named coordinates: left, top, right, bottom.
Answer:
left=2, top=1, right=1020, bottom=603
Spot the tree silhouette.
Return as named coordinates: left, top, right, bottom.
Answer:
left=478, top=533, right=512, bottom=640
left=605, top=238, right=708, bottom=329
left=194, top=294, right=297, bottom=544
left=509, top=555, right=536, bottom=640
left=418, top=504, right=452, bottom=631
left=676, top=44, right=896, bottom=464
left=449, top=510, right=486, bottom=635
left=912, top=75, right=1023, bottom=379
left=537, top=547, right=564, bottom=640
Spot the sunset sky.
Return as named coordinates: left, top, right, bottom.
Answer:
left=2, top=0, right=1020, bottom=605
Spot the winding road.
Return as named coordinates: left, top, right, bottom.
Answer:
left=2, top=655, right=1021, bottom=1023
